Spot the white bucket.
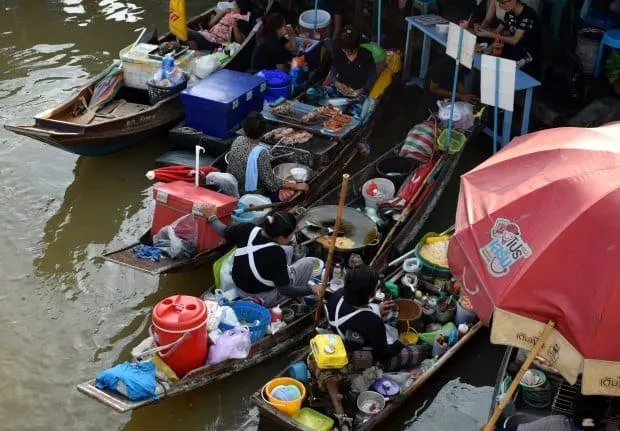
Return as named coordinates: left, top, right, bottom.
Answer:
left=298, top=9, right=331, bottom=39
left=362, top=178, right=395, bottom=209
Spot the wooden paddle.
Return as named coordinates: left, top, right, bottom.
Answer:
left=483, top=321, right=556, bottom=431
left=313, top=173, right=350, bottom=325
left=370, top=155, right=446, bottom=267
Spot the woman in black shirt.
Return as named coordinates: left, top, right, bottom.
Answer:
left=328, top=25, right=377, bottom=96
left=326, top=266, right=431, bottom=370
left=475, top=0, right=540, bottom=72
left=251, top=12, right=296, bottom=71
left=204, top=208, right=319, bottom=307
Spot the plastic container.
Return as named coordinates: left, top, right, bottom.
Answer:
left=293, top=407, right=334, bottom=431
left=232, top=194, right=272, bottom=224
left=414, top=232, right=452, bottom=277
left=120, top=43, right=195, bottom=90
left=288, top=361, right=310, bottom=383
left=436, top=297, right=456, bottom=323
left=151, top=295, right=208, bottom=377
left=219, top=301, right=271, bottom=344
left=263, top=377, right=306, bottom=416
left=362, top=178, right=395, bottom=209
left=395, top=298, right=423, bottom=333
left=432, top=335, right=450, bottom=357
left=310, top=334, right=348, bottom=369
left=298, top=9, right=331, bottom=39
left=437, top=128, right=467, bottom=154
left=309, top=257, right=324, bottom=278
left=257, top=69, right=291, bottom=103
left=455, top=297, right=478, bottom=325
left=271, top=305, right=283, bottom=322
left=181, top=69, right=267, bottom=139
left=151, top=181, right=238, bottom=253
left=376, top=156, right=416, bottom=191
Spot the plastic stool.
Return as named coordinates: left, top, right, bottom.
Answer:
left=595, top=29, right=620, bottom=77
left=412, top=0, right=436, bottom=15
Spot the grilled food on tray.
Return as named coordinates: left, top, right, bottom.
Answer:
left=270, top=103, right=293, bottom=116
left=263, top=127, right=313, bottom=145
left=322, top=120, right=346, bottom=133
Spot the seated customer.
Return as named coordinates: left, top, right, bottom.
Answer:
left=425, top=55, right=477, bottom=111
left=326, top=266, right=431, bottom=371
left=226, top=112, right=308, bottom=200
left=327, top=25, right=377, bottom=97
left=475, top=0, right=540, bottom=72
left=251, top=12, right=296, bottom=71
left=187, top=0, right=253, bottom=51
left=204, top=208, right=319, bottom=307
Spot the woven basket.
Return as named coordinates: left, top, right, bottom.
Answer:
left=147, top=76, right=188, bottom=105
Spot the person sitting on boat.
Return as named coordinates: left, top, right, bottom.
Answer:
left=325, top=25, right=377, bottom=97
left=326, top=266, right=432, bottom=371
left=251, top=12, right=297, bottom=72
left=187, top=0, right=254, bottom=52
left=203, top=207, right=320, bottom=307
left=474, top=0, right=541, bottom=74
left=227, top=111, right=308, bottom=201
left=425, top=55, right=477, bottom=112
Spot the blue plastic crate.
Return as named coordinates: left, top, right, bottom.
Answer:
left=181, top=70, right=267, bottom=139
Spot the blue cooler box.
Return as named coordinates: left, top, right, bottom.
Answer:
left=181, top=70, right=267, bottom=139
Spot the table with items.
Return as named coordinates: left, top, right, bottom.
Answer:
left=402, top=15, right=541, bottom=148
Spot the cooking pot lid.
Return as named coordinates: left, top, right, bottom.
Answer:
left=373, top=377, right=400, bottom=396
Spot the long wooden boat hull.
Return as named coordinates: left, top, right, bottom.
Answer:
left=3, top=6, right=260, bottom=156
left=253, top=323, right=483, bottom=431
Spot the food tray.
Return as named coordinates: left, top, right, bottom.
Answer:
left=262, top=101, right=360, bottom=139
left=268, top=102, right=329, bottom=125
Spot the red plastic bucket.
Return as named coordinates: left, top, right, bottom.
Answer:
left=152, top=295, right=208, bottom=377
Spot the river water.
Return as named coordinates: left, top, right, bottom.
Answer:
left=0, top=1, right=503, bottom=430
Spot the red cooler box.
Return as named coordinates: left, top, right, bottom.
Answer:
left=151, top=181, right=237, bottom=253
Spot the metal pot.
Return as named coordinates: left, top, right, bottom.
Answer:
left=273, top=162, right=314, bottom=183
left=297, top=205, right=379, bottom=252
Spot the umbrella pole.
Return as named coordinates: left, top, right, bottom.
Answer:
left=483, top=320, right=556, bottom=431
left=377, top=0, right=382, bottom=46
left=493, top=56, right=500, bottom=154
left=313, top=173, right=350, bottom=326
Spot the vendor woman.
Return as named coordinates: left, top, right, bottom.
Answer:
left=227, top=112, right=308, bottom=200
left=251, top=12, right=296, bottom=71
left=203, top=207, right=320, bottom=307
left=326, top=266, right=431, bottom=371
left=327, top=25, right=377, bottom=97
left=187, top=0, right=253, bottom=51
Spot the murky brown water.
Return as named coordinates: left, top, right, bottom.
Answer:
left=0, top=1, right=504, bottom=430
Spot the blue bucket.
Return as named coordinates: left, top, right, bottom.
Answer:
left=257, top=69, right=291, bottom=102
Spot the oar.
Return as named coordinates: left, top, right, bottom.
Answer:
left=370, top=155, right=446, bottom=268
left=483, top=321, right=556, bottom=431
left=313, top=173, right=350, bottom=325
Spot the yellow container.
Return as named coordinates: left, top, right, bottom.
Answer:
left=262, top=377, right=306, bottom=417
left=293, top=407, right=334, bottom=431
left=310, top=334, right=348, bottom=369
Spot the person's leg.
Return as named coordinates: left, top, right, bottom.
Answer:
left=237, top=287, right=282, bottom=307
left=383, top=344, right=432, bottom=371
left=187, top=29, right=219, bottom=51
left=276, top=257, right=314, bottom=298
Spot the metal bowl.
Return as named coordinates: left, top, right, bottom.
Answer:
left=273, top=163, right=314, bottom=183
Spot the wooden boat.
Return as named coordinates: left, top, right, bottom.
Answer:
left=98, top=52, right=401, bottom=275
left=486, top=347, right=620, bottom=429
left=75, top=114, right=466, bottom=413
left=253, top=322, right=483, bottom=431
left=3, top=6, right=266, bottom=156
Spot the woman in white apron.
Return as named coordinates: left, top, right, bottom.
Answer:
left=326, top=266, right=431, bottom=371
left=204, top=207, right=319, bottom=307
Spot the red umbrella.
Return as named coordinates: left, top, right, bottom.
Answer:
left=447, top=123, right=620, bottom=405
left=145, top=165, right=219, bottom=184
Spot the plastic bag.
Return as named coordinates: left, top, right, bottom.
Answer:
left=96, top=361, right=158, bottom=401
left=206, top=328, right=252, bottom=365
left=152, top=214, right=198, bottom=259
left=220, top=306, right=241, bottom=327
left=436, top=100, right=474, bottom=131
left=217, top=247, right=239, bottom=294
left=204, top=300, right=223, bottom=331
left=193, top=55, right=220, bottom=79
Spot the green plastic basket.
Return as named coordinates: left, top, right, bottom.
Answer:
left=293, top=408, right=334, bottom=431
left=437, top=128, right=467, bottom=154
left=415, top=232, right=452, bottom=276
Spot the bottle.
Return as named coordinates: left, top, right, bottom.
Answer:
left=333, top=263, right=344, bottom=281
left=161, top=55, right=175, bottom=80
left=270, top=305, right=282, bottom=322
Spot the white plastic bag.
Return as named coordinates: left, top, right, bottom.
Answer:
left=204, top=300, right=223, bottom=331
left=152, top=214, right=198, bottom=259
left=437, top=100, right=475, bottom=131
left=206, top=328, right=252, bottom=365
left=216, top=1, right=235, bottom=12
left=220, top=306, right=241, bottom=327
left=193, top=55, right=220, bottom=79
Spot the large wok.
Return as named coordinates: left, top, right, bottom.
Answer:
left=297, top=205, right=379, bottom=252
